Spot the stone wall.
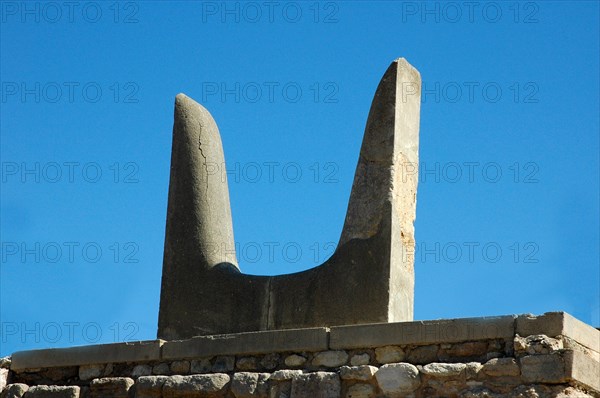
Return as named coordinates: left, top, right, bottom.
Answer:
left=1, top=313, right=598, bottom=398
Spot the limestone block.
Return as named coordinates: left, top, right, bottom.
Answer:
left=230, top=372, right=269, bottom=398
left=481, top=358, right=520, bottom=377
left=135, top=376, right=169, bottom=398
left=339, top=366, right=377, bottom=381
left=564, top=350, right=600, bottom=392
left=236, top=357, right=259, bottom=371
left=345, top=384, right=375, bottom=398
left=259, top=353, right=280, bottom=370
left=290, top=372, right=341, bottom=398
left=375, top=346, right=404, bottom=364
left=170, top=360, right=190, bottom=374
left=406, top=345, right=438, bottom=364
left=284, top=355, right=306, bottom=368
left=375, top=363, right=420, bottom=396
left=162, top=374, right=230, bottom=397
left=212, top=356, right=234, bottom=373
left=131, top=364, right=152, bottom=377
left=89, top=377, right=133, bottom=398
left=516, top=312, right=600, bottom=353
left=0, top=369, right=7, bottom=392
left=269, top=370, right=303, bottom=381
left=350, top=354, right=370, bottom=366
left=330, top=316, right=514, bottom=349
left=421, top=362, right=466, bottom=377
left=0, top=358, right=11, bottom=369
left=152, top=363, right=170, bottom=375
left=465, top=362, right=483, bottom=380
left=162, top=328, right=327, bottom=360
left=514, top=334, right=562, bottom=356
left=78, top=365, right=103, bottom=381
left=1, top=384, right=28, bottom=398
left=520, top=353, right=566, bottom=383
left=24, top=386, right=79, bottom=398
left=11, top=341, right=162, bottom=371
left=312, top=351, right=348, bottom=368
left=189, top=359, right=211, bottom=374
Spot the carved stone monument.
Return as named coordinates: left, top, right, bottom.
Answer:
left=4, top=59, right=598, bottom=398
left=158, top=58, right=422, bottom=340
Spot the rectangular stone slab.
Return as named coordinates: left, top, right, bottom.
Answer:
left=516, top=312, right=600, bottom=353
left=162, top=327, right=328, bottom=360
left=11, top=340, right=163, bottom=371
left=329, top=315, right=516, bottom=349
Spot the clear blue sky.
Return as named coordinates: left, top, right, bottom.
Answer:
left=1, top=1, right=598, bottom=356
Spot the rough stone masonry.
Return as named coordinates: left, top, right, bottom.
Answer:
left=158, top=58, right=421, bottom=340
left=2, top=313, right=599, bottom=397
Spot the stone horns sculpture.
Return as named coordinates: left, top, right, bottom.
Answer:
left=158, top=58, right=421, bottom=340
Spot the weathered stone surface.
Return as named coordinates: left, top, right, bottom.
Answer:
left=157, top=59, right=421, bottom=340
left=331, top=316, right=514, bottom=349
left=163, top=374, right=230, bottom=397
left=0, top=369, right=8, bottom=392
left=170, top=360, right=190, bottom=374
left=136, top=376, right=169, bottom=398
left=514, top=334, right=562, bottom=355
left=24, top=385, right=79, bottom=398
left=481, top=358, right=519, bottom=377
left=375, top=346, right=404, bottom=364
left=444, top=341, right=489, bottom=359
left=236, top=357, right=259, bottom=371
left=520, top=353, right=566, bottom=383
left=284, top=355, right=307, bottom=368
left=89, top=377, right=133, bottom=398
left=190, top=359, right=211, bottom=374
left=152, top=363, right=170, bottom=375
left=339, top=365, right=377, bottom=381
left=516, top=312, right=600, bottom=353
left=78, top=364, right=103, bottom=381
left=345, top=384, right=376, bottom=398
left=269, top=370, right=303, bottom=381
left=11, top=340, right=162, bottom=371
left=39, top=367, right=78, bottom=382
left=0, top=358, right=11, bottom=369
left=312, top=351, right=348, bottom=368
left=350, top=353, right=370, bottom=366
left=375, top=363, right=421, bottom=396
left=564, top=350, right=600, bottom=392
left=406, top=345, right=439, bottom=364
left=230, top=372, right=269, bottom=398
left=162, top=328, right=327, bottom=360
left=259, top=353, right=280, bottom=370
left=212, top=356, right=234, bottom=372
left=421, top=362, right=466, bottom=377
left=290, top=372, right=341, bottom=398
left=131, top=364, right=153, bottom=377
left=465, top=362, right=483, bottom=380
left=1, top=383, right=28, bottom=398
